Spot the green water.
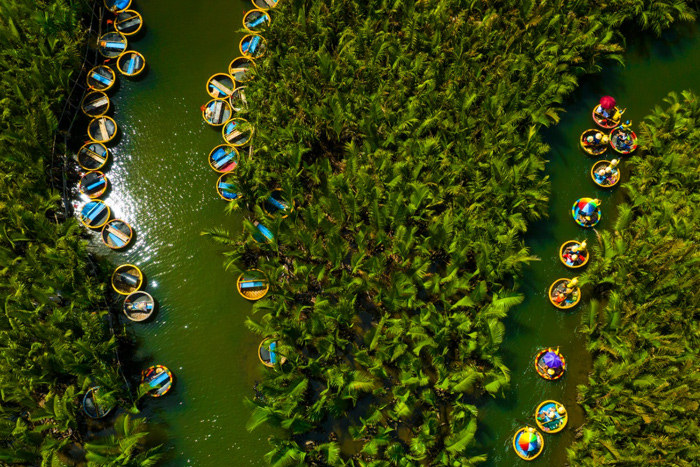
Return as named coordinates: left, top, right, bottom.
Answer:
left=77, top=2, right=700, bottom=464
left=477, top=22, right=700, bottom=466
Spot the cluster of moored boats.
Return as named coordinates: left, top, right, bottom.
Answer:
left=514, top=97, right=638, bottom=460
left=78, top=1, right=173, bottom=420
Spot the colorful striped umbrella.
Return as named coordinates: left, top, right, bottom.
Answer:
left=518, top=431, right=541, bottom=453
left=577, top=198, right=599, bottom=215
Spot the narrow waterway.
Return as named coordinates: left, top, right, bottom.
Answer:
left=477, top=22, right=700, bottom=466
left=76, top=3, right=700, bottom=465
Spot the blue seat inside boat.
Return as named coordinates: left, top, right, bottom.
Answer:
left=108, top=233, right=126, bottom=247
left=214, top=154, right=234, bottom=168
left=267, top=197, right=286, bottom=210
left=120, top=272, right=139, bottom=286
left=219, top=182, right=236, bottom=190
left=212, top=148, right=228, bottom=161
left=86, top=179, right=105, bottom=191
left=248, top=36, right=261, bottom=54
left=248, top=15, right=267, bottom=28
left=127, top=56, right=137, bottom=74
left=149, top=371, right=170, bottom=388
left=91, top=73, right=111, bottom=85
left=222, top=191, right=238, bottom=199
left=84, top=203, right=105, bottom=221
left=269, top=342, right=277, bottom=364
left=240, top=281, right=264, bottom=289
left=105, top=41, right=126, bottom=50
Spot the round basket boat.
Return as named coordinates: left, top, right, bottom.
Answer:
left=208, top=144, right=239, bottom=173
left=222, top=118, right=253, bottom=146
left=116, top=51, right=146, bottom=77
left=104, top=0, right=131, bottom=12
left=77, top=142, right=109, bottom=171
left=252, top=221, right=274, bottom=243
left=263, top=189, right=294, bottom=218
left=98, top=32, right=127, bottom=58
left=230, top=86, right=248, bottom=112
left=202, top=98, right=232, bottom=126
left=579, top=129, right=608, bottom=156
left=82, top=386, right=113, bottom=419
left=571, top=198, right=601, bottom=228
left=258, top=338, right=287, bottom=368
left=79, top=171, right=108, bottom=198
left=559, top=241, right=588, bottom=269
left=592, top=104, right=623, bottom=129
left=610, top=128, right=638, bottom=155
left=243, top=9, right=271, bottom=33
left=534, top=347, right=566, bottom=380
left=79, top=200, right=111, bottom=229
left=88, top=116, right=118, bottom=143
left=229, top=57, right=255, bottom=83
left=123, top=291, right=155, bottom=322
left=206, top=73, right=236, bottom=100
left=216, top=173, right=240, bottom=201
left=87, top=65, right=116, bottom=92
left=111, top=263, right=143, bottom=295
left=591, top=160, right=621, bottom=188
left=535, top=400, right=568, bottom=434
left=114, top=9, right=143, bottom=35
left=81, top=91, right=110, bottom=117
left=237, top=269, right=270, bottom=300
left=239, top=34, right=267, bottom=59
left=252, top=0, right=279, bottom=10
left=548, top=278, right=581, bottom=309
left=513, top=427, right=544, bottom=461
left=141, top=365, right=173, bottom=398
left=102, top=219, right=133, bottom=249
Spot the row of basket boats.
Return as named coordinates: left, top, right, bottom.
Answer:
left=515, top=98, right=639, bottom=460
left=79, top=3, right=175, bottom=419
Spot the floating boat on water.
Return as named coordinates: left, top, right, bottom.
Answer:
left=79, top=171, right=108, bottom=198
left=263, top=189, right=293, bottom=218
left=81, top=91, right=110, bottom=117
left=222, top=118, right=253, bottom=146
left=610, top=127, right=638, bottom=154
left=592, top=96, right=624, bottom=129
left=229, top=57, right=255, bottom=83
left=87, top=65, right=116, bottom=92
left=237, top=269, right=269, bottom=300
left=243, top=9, right=271, bottom=33
left=104, top=0, right=131, bottom=12
left=202, top=98, right=232, bottom=126
left=123, top=291, right=155, bottom=322
left=208, top=144, right=238, bottom=173
left=548, top=277, right=581, bottom=309
left=79, top=200, right=110, bottom=229
left=535, top=400, right=568, bottom=434
left=206, top=73, right=235, bottom=99
left=82, top=386, right=113, bottom=419
left=252, top=0, right=279, bottom=10
left=111, top=263, right=143, bottom=295
left=252, top=220, right=274, bottom=243
left=114, top=9, right=143, bottom=35
left=579, top=129, right=608, bottom=156
left=77, top=142, right=109, bottom=171
left=102, top=219, right=133, bottom=249
left=98, top=32, right=127, bottom=58
left=116, top=51, right=146, bottom=77
left=230, top=86, right=248, bottom=112
left=513, top=427, right=544, bottom=461
left=535, top=347, right=566, bottom=380
left=258, top=338, right=287, bottom=367
left=559, top=240, right=588, bottom=268
left=216, top=173, right=240, bottom=200
left=239, top=34, right=266, bottom=59
left=141, top=365, right=173, bottom=397
left=591, top=159, right=621, bottom=188
left=88, top=116, right=118, bottom=143
left=572, top=197, right=601, bottom=228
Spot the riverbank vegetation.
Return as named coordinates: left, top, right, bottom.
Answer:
left=0, top=1, right=156, bottom=464
left=209, top=0, right=698, bottom=463
left=569, top=91, right=700, bottom=465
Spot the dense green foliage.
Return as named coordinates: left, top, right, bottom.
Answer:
left=0, top=1, right=157, bottom=465
left=209, top=0, right=698, bottom=464
left=570, top=91, right=700, bottom=466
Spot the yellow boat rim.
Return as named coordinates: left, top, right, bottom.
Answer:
left=87, top=116, right=118, bottom=143
left=237, top=269, right=270, bottom=300
left=141, top=365, right=173, bottom=398
left=592, top=104, right=623, bottom=129
left=534, top=347, right=566, bottom=380
left=79, top=200, right=111, bottom=229
left=116, top=51, right=146, bottom=77
left=81, top=90, right=110, bottom=117
left=591, top=160, right=621, bottom=188
left=252, top=0, right=279, bottom=10
left=548, top=277, right=581, bottom=309
left=263, top=189, right=294, bottom=218
left=535, top=400, right=568, bottom=434
left=87, top=65, right=116, bottom=92
left=79, top=171, right=109, bottom=198
left=102, top=219, right=133, bottom=249
left=559, top=241, right=588, bottom=269
left=222, top=118, right=253, bottom=146
left=239, top=34, right=267, bottom=59
left=104, top=0, right=132, bottom=12
left=202, top=98, right=232, bottom=126
left=98, top=32, right=127, bottom=58
left=217, top=173, right=240, bottom=201
left=243, top=9, right=271, bottom=33
left=114, top=9, right=143, bottom=36
left=208, top=144, right=239, bottom=173
left=77, top=142, right=109, bottom=171
left=513, top=427, right=544, bottom=461
left=123, top=291, right=155, bottom=322
left=258, top=338, right=287, bottom=368
left=206, top=73, right=236, bottom=99
left=111, top=264, right=143, bottom=295
left=579, top=129, right=608, bottom=156
left=229, top=57, right=256, bottom=83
